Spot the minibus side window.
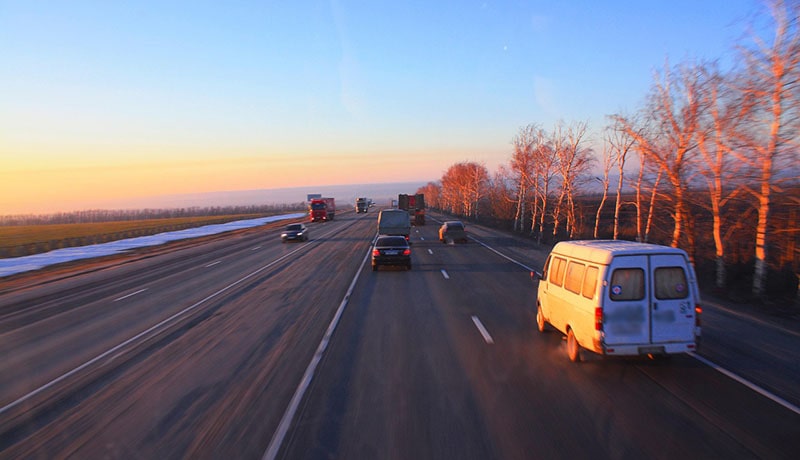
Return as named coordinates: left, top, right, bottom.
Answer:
left=564, top=261, right=585, bottom=294
left=654, top=267, right=689, bottom=299
left=541, top=256, right=551, bottom=280
left=609, top=268, right=645, bottom=301
left=582, top=266, right=599, bottom=299
left=550, top=257, right=566, bottom=286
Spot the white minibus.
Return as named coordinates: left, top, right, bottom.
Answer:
left=533, top=240, right=702, bottom=362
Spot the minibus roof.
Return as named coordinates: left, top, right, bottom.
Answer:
left=551, top=240, right=689, bottom=265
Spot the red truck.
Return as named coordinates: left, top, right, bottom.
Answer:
left=398, top=193, right=425, bottom=225
left=309, top=197, right=336, bottom=222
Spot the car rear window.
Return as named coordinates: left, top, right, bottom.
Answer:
left=448, top=222, right=464, bottom=230
left=377, top=236, right=407, bottom=246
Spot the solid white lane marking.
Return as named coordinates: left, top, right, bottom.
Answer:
left=113, top=288, right=148, bottom=302
left=472, top=316, right=494, bottom=344
left=205, top=260, right=221, bottom=268
left=427, top=249, right=433, bottom=255
left=473, top=238, right=536, bottom=272
left=263, top=244, right=372, bottom=460
left=689, top=352, right=800, bottom=416
left=440, top=269, right=450, bottom=279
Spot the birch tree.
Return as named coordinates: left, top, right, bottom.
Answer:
left=736, top=0, right=800, bottom=296
left=695, top=64, right=752, bottom=288
left=594, top=141, right=614, bottom=239
left=510, top=124, right=539, bottom=232
left=606, top=116, right=637, bottom=239
left=613, top=61, right=705, bottom=248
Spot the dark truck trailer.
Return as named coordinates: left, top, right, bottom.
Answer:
left=356, top=197, right=369, bottom=213
left=398, top=193, right=425, bottom=225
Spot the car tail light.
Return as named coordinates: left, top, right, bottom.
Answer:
left=595, top=307, right=603, bottom=331
left=372, top=249, right=380, bottom=256
left=403, top=249, right=410, bottom=256
left=695, top=305, right=702, bottom=327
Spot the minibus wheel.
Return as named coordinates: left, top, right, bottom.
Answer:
left=536, top=304, right=547, bottom=333
left=567, top=328, right=581, bottom=362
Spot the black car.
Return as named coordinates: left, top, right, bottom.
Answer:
left=371, top=235, right=411, bottom=271
left=281, top=223, right=308, bottom=242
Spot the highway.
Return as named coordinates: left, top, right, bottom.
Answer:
left=1, top=208, right=798, bottom=459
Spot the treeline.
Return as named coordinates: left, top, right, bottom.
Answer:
left=419, top=0, right=800, bottom=301
left=0, top=203, right=307, bottom=226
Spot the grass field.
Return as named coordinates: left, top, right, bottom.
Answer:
left=0, top=214, right=269, bottom=258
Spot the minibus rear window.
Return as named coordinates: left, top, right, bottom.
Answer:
left=609, top=268, right=645, bottom=301
left=654, top=267, right=689, bottom=299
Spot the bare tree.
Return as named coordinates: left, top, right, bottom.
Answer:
left=531, top=131, right=558, bottom=244
left=509, top=124, right=539, bottom=232
left=417, top=181, right=442, bottom=210
left=440, top=162, right=490, bottom=218
left=560, top=121, right=593, bottom=239
left=594, top=141, right=614, bottom=239
left=695, top=63, right=753, bottom=288
left=735, top=0, right=800, bottom=296
left=606, top=115, right=637, bottom=239
left=613, top=61, right=705, bottom=248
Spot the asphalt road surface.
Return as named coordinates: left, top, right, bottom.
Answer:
left=1, top=209, right=798, bottom=459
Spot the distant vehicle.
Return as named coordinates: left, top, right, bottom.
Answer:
left=309, top=197, right=335, bottom=222
left=377, top=209, right=411, bottom=240
left=356, top=197, right=369, bottom=213
left=371, top=235, right=411, bottom=271
left=439, top=221, right=468, bottom=243
left=398, top=193, right=425, bottom=225
left=532, top=240, right=701, bottom=362
left=281, top=223, right=309, bottom=243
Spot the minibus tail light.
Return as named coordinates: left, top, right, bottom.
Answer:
left=695, top=305, right=702, bottom=327
left=595, top=307, right=603, bottom=331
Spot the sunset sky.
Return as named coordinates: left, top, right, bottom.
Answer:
left=0, top=0, right=762, bottom=214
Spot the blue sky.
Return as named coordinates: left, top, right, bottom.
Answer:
left=0, top=0, right=763, bottom=213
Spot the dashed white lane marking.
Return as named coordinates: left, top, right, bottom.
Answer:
left=113, top=288, right=148, bottom=302
left=440, top=269, right=450, bottom=279
left=689, top=352, right=800, bottom=416
left=252, top=246, right=262, bottom=251
left=0, top=241, right=313, bottom=419
left=205, top=260, right=222, bottom=268
left=427, top=249, right=433, bottom=255
left=471, top=316, right=494, bottom=344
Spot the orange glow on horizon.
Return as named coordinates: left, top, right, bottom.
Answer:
left=1, top=146, right=492, bottom=214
